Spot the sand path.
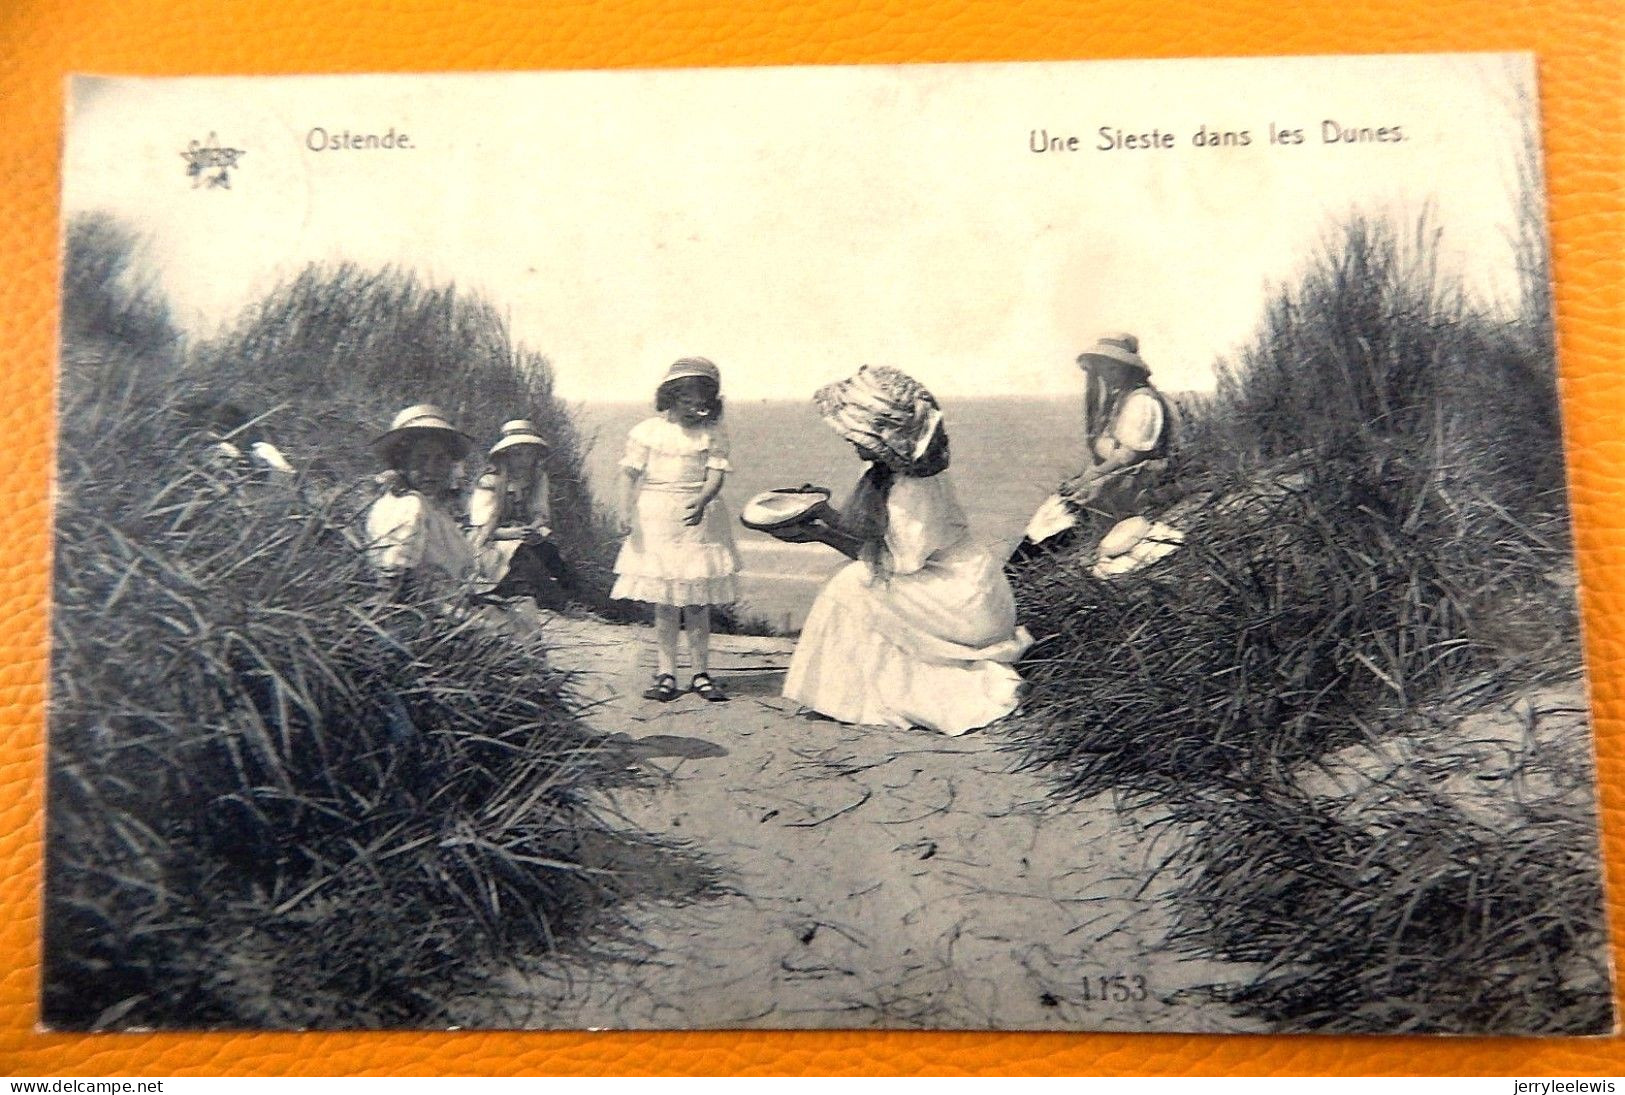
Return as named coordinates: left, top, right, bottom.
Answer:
left=462, top=614, right=1258, bottom=1032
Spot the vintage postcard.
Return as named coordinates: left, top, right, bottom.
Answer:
left=47, top=54, right=1612, bottom=1034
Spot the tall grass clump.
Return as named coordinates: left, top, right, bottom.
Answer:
left=45, top=219, right=682, bottom=1028
left=1012, top=215, right=1564, bottom=794
left=1012, top=451, right=1475, bottom=796
left=1162, top=719, right=1610, bottom=1034
left=1007, top=213, right=1608, bottom=1033
left=187, top=263, right=622, bottom=597
left=60, top=215, right=179, bottom=361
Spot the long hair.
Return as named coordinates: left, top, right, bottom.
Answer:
left=1082, top=364, right=1154, bottom=447
left=837, top=462, right=895, bottom=572
left=836, top=426, right=950, bottom=575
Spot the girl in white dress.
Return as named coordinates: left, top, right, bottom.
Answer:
left=612, top=358, right=742, bottom=702
left=772, top=366, right=1031, bottom=735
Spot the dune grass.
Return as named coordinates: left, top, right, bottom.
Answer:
left=1161, top=713, right=1609, bottom=1034
left=181, top=260, right=625, bottom=598
left=178, top=261, right=785, bottom=632
left=1005, top=214, right=1609, bottom=1034
left=44, top=218, right=692, bottom=1029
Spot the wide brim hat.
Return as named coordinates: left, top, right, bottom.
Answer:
left=372, top=403, right=473, bottom=460
left=1078, top=332, right=1151, bottom=376
left=656, top=356, right=722, bottom=394
left=488, top=418, right=550, bottom=458
left=739, top=485, right=832, bottom=531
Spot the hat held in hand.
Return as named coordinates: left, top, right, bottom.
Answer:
left=740, top=485, right=831, bottom=531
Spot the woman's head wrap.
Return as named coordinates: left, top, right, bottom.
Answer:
left=813, top=365, right=949, bottom=477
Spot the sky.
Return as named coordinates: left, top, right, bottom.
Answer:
left=63, top=54, right=1540, bottom=402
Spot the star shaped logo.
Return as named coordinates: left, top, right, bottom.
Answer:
left=180, top=132, right=246, bottom=189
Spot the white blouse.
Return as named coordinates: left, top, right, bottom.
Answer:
left=619, top=416, right=732, bottom=490
left=364, top=490, right=475, bottom=578
left=881, top=475, right=971, bottom=576
left=467, top=472, right=552, bottom=533
left=1095, top=388, right=1166, bottom=459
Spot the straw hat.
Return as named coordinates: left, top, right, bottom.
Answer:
left=487, top=419, right=549, bottom=459
left=372, top=403, right=473, bottom=461
left=1077, top=332, right=1151, bottom=376
left=739, top=486, right=831, bottom=531
left=657, top=356, right=722, bottom=393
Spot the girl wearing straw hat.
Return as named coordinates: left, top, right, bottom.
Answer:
left=612, top=358, right=742, bottom=703
left=364, top=403, right=477, bottom=592
left=771, top=365, right=1031, bottom=736
left=468, top=419, right=579, bottom=608
left=1013, top=332, right=1175, bottom=560
left=1072, top=332, right=1172, bottom=499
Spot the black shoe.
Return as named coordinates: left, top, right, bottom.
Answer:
left=642, top=674, right=681, bottom=702
left=689, top=672, right=730, bottom=703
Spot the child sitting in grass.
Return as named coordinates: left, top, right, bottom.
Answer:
left=467, top=419, right=580, bottom=608
left=364, top=403, right=477, bottom=598
left=179, top=398, right=299, bottom=479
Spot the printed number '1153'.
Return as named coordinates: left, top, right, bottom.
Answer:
left=1080, top=974, right=1148, bottom=1003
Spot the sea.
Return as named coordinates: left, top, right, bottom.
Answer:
left=573, top=397, right=1085, bottom=630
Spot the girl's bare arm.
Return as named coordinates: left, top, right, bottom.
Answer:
left=618, top=467, right=642, bottom=533
left=534, top=470, right=554, bottom=531
left=467, top=472, right=504, bottom=552
left=684, top=468, right=726, bottom=525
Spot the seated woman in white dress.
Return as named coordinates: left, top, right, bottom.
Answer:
left=770, top=365, right=1031, bottom=736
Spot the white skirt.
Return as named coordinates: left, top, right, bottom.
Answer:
left=783, top=547, right=1031, bottom=736
left=611, top=486, right=741, bottom=607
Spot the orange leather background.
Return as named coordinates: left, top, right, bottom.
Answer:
left=3, top=0, right=1622, bottom=1076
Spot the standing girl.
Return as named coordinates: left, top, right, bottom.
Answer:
left=612, top=358, right=742, bottom=702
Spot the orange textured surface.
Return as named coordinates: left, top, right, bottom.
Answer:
left=3, top=0, right=1623, bottom=1077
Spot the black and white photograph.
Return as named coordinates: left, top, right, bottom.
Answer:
left=46, top=54, right=1613, bottom=1034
